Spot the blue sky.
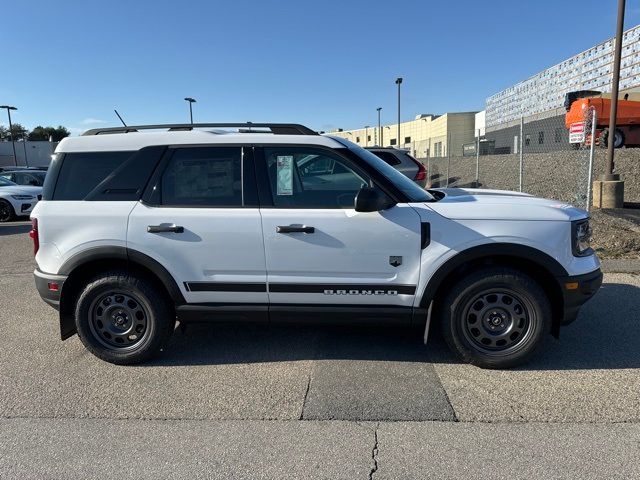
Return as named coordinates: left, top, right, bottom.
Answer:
left=1, top=0, right=639, bottom=134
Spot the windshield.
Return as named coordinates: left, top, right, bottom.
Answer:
left=0, top=177, right=17, bottom=187
left=342, top=142, right=434, bottom=202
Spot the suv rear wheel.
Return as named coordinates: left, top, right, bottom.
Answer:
left=74, top=271, right=174, bottom=365
left=439, top=267, right=551, bottom=369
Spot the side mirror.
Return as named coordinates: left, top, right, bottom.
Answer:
left=354, top=186, right=394, bottom=212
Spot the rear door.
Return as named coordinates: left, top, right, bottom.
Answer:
left=256, top=145, right=422, bottom=308
left=127, top=145, right=267, bottom=305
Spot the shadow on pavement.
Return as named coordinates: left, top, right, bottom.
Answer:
left=0, top=222, right=31, bottom=236
left=147, top=324, right=432, bottom=367
left=149, top=282, right=640, bottom=370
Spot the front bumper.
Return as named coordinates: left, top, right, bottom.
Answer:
left=33, top=268, right=67, bottom=310
left=557, top=268, right=603, bottom=325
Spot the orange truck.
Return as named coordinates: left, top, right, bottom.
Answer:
left=564, top=90, right=640, bottom=148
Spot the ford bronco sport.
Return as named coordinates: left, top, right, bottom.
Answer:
left=30, top=123, right=602, bottom=368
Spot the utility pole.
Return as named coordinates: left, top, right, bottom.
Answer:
left=594, top=0, right=625, bottom=208
left=604, top=0, right=625, bottom=179
left=0, top=105, right=18, bottom=166
left=395, top=78, right=403, bottom=147
left=376, top=107, right=382, bottom=146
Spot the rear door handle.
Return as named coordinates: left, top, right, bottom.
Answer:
left=276, top=225, right=315, bottom=234
left=147, top=224, right=184, bottom=233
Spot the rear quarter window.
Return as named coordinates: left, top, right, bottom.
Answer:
left=370, top=150, right=402, bottom=166
left=51, top=152, right=133, bottom=200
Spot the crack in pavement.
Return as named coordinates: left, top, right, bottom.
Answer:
left=299, top=375, right=312, bottom=420
left=368, top=422, right=379, bottom=480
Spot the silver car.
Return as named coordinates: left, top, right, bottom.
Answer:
left=365, top=147, right=427, bottom=187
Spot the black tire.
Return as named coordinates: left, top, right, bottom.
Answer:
left=0, top=199, right=15, bottom=223
left=438, top=267, right=551, bottom=369
left=600, top=128, right=625, bottom=149
left=74, top=271, right=174, bottom=365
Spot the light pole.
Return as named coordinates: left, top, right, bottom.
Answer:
left=0, top=105, right=18, bottom=166
left=364, top=126, right=370, bottom=146
left=22, top=131, right=29, bottom=167
left=184, top=97, right=196, bottom=125
left=395, top=77, right=403, bottom=147
left=376, top=107, right=382, bottom=146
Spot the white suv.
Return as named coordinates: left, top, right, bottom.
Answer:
left=30, top=123, right=602, bottom=368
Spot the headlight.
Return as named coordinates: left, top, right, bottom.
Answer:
left=572, top=218, right=593, bottom=257
left=11, top=195, right=35, bottom=200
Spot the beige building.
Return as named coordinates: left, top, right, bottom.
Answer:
left=328, top=112, right=478, bottom=159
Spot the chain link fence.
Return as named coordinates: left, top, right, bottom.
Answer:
left=408, top=107, right=640, bottom=211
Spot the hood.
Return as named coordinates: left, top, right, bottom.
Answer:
left=0, top=185, right=42, bottom=197
left=426, top=188, right=587, bottom=222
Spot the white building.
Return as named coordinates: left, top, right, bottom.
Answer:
left=486, top=24, right=640, bottom=130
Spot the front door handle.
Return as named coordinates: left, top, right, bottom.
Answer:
left=147, top=224, right=184, bottom=234
left=276, top=225, right=315, bottom=234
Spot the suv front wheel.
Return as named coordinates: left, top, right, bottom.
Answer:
left=74, top=271, right=174, bottom=365
left=439, top=267, right=551, bottom=369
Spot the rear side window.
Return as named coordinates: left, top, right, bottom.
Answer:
left=52, top=152, right=132, bottom=200
left=157, top=147, right=243, bottom=207
left=370, top=150, right=402, bottom=166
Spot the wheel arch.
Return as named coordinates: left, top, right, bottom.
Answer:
left=420, top=243, right=567, bottom=336
left=58, top=246, right=184, bottom=340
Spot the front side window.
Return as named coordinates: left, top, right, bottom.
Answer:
left=264, top=147, right=371, bottom=208
left=157, top=147, right=243, bottom=207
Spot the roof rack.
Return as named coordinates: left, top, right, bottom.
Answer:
left=82, top=123, right=318, bottom=136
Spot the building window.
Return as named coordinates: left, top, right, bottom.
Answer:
left=404, top=136, right=411, bottom=144
left=356, top=137, right=360, bottom=143
left=538, top=131, right=544, bottom=144
left=367, top=135, right=371, bottom=142
left=390, top=138, right=397, bottom=146
left=525, top=135, right=531, bottom=146
left=554, top=128, right=562, bottom=143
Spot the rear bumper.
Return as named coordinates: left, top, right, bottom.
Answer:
left=33, top=268, right=67, bottom=310
left=557, top=268, right=603, bottom=325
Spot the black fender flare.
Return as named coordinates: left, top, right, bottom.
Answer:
left=58, top=246, right=185, bottom=340
left=59, top=246, right=185, bottom=304
left=419, top=242, right=568, bottom=308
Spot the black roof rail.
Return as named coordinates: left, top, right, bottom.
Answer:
left=82, top=123, right=318, bottom=136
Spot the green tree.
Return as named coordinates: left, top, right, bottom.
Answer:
left=8, top=123, right=28, bottom=139
left=28, top=125, right=70, bottom=141
left=0, top=125, right=8, bottom=140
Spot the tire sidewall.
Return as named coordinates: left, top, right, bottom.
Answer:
left=0, top=199, right=15, bottom=223
left=443, top=270, right=550, bottom=369
left=75, top=275, right=167, bottom=364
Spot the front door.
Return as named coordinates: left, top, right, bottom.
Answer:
left=127, top=145, right=267, bottom=305
left=256, top=145, right=422, bottom=308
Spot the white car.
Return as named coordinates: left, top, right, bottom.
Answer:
left=29, top=122, right=602, bottom=368
left=0, top=176, right=42, bottom=222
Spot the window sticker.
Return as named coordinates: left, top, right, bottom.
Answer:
left=276, top=155, right=293, bottom=195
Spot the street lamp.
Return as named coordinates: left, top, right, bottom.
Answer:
left=395, top=77, right=403, bottom=147
left=184, top=97, right=196, bottom=125
left=376, top=107, right=382, bottom=146
left=0, top=105, right=18, bottom=166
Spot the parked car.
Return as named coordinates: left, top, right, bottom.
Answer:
left=0, top=176, right=42, bottom=222
left=0, top=169, right=47, bottom=186
left=365, top=147, right=427, bottom=187
left=30, top=122, right=601, bottom=368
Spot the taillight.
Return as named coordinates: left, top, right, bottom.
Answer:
left=29, top=218, right=39, bottom=256
left=413, top=161, right=427, bottom=182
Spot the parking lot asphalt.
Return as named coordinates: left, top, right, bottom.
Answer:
left=1, top=220, right=640, bottom=478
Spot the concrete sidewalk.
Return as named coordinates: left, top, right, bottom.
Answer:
left=1, top=418, right=638, bottom=480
